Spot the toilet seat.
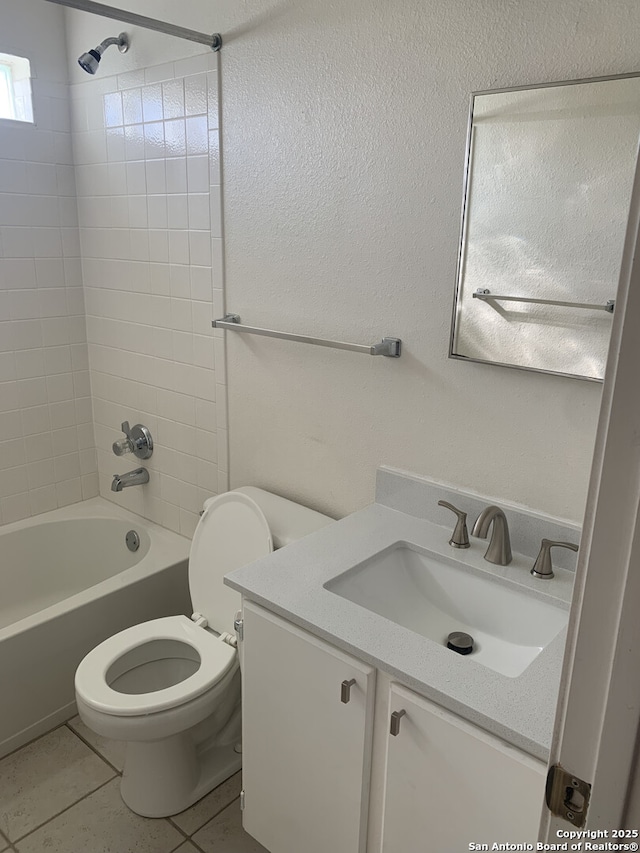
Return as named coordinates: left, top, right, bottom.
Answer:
left=75, top=615, right=236, bottom=717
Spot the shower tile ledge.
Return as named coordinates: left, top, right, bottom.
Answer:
left=225, top=502, right=574, bottom=762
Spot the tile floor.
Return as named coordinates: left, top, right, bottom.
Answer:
left=0, top=719, right=267, bottom=853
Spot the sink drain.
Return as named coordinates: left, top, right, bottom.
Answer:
left=446, top=631, right=474, bottom=655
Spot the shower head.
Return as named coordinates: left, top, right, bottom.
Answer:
left=78, top=32, right=129, bottom=75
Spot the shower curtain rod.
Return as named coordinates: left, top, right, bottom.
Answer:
left=43, top=0, right=222, bottom=51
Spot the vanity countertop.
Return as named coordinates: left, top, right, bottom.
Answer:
left=225, top=502, right=574, bottom=762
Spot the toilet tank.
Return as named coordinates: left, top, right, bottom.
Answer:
left=232, top=487, right=334, bottom=547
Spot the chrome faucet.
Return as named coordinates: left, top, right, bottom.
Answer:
left=531, top=539, right=578, bottom=579
left=111, top=467, right=149, bottom=492
left=472, top=505, right=512, bottom=566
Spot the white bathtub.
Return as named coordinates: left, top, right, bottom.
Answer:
left=0, top=498, right=192, bottom=758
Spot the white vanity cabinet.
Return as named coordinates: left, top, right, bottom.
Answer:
left=241, top=602, right=376, bottom=853
left=380, top=683, right=546, bottom=850
left=241, top=602, right=546, bottom=853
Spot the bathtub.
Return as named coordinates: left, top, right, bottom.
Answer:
left=0, top=498, right=192, bottom=758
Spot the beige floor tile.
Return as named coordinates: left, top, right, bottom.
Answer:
left=0, top=726, right=115, bottom=842
left=192, top=800, right=268, bottom=853
left=170, top=771, right=242, bottom=835
left=14, top=778, right=184, bottom=853
left=173, top=845, right=201, bottom=852
left=66, top=716, right=127, bottom=772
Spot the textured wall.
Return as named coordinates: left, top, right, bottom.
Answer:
left=0, top=0, right=97, bottom=525
left=64, top=0, right=640, bottom=522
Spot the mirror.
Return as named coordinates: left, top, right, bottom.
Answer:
left=449, top=74, right=640, bottom=381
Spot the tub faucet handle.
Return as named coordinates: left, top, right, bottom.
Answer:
left=112, top=421, right=153, bottom=459
left=438, top=500, right=470, bottom=549
left=113, top=421, right=133, bottom=456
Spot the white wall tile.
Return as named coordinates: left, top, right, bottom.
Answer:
left=185, top=75, right=207, bottom=117
left=122, top=88, right=143, bottom=125
left=162, top=79, right=185, bottom=120
left=166, top=157, right=187, bottom=194
left=142, top=84, right=164, bottom=123
left=189, top=231, right=211, bottom=266
left=0, top=62, right=225, bottom=534
left=187, top=156, right=209, bottom=194
left=145, top=63, right=175, bottom=85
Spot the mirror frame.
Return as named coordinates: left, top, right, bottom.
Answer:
left=448, top=72, right=640, bottom=383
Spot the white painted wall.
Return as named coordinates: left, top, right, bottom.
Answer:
left=63, top=0, right=640, bottom=522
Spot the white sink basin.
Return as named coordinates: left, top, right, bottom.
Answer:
left=324, top=542, right=568, bottom=678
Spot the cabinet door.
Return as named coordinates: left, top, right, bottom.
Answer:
left=381, top=683, right=546, bottom=850
left=241, top=602, right=375, bottom=853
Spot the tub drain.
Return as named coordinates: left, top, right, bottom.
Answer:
left=125, top=530, right=140, bottom=552
left=446, top=631, right=474, bottom=655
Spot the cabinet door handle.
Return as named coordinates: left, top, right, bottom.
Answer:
left=341, top=678, right=356, bottom=703
left=390, top=709, right=406, bottom=736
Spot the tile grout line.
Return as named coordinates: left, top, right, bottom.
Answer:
left=173, top=835, right=208, bottom=853
left=0, top=722, right=68, bottom=763
left=63, top=724, right=240, bottom=845
left=64, top=722, right=122, bottom=777
left=9, top=775, right=116, bottom=845
left=166, top=792, right=242, bottom=838
left=4, top=725, right=245, bottom=851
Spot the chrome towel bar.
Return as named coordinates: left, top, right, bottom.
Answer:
left=473, top=289, right=615, bottom=313
left=212, top=314, right=402, bottom=358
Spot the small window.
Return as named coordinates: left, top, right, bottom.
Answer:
left=0, top=53, right=33, bottom=123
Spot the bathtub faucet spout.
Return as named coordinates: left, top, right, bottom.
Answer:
left=111, top=468, right=149, bottom=492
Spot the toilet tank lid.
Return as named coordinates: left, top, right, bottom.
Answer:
left=203, top=487, right=333, bottom=548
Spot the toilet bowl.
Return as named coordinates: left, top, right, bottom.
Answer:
left=75, top=487, right=332, bottom=817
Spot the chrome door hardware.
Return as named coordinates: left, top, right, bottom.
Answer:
left=390, top=709, right=406, bottom=736
left=531, top=539, right=579, bottom=579
left=545, top=764, right=591, bottom=827
left=112, top=421, right=153, bottom=459
left=340, top=679, right=356, bottom=703
left=437, top=500, right=470, bottom=548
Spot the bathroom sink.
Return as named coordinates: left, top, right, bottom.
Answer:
left=324, top=542, right=568, bottom=678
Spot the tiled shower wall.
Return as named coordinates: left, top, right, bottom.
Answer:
left=0, top=74, right=98, bottom=525
left=70, top=55, right=227, bottom=538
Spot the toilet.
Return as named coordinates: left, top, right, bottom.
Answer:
left=75, top=487, right=332, bottom=818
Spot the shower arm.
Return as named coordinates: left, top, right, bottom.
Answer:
left=97, top=35, right=125, bottom=50
left=42, top=0, right=222, bottom=51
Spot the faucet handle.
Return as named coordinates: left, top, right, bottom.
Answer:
left=113, top=421, right=134, bottom=456
left=112, top=421, right=153, bottom=459
left=531, top=539, right=579, bottom=579
left=437, top=500, right=470, bottom=549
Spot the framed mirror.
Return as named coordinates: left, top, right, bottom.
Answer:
left=449, top=74, right=640, bottom=381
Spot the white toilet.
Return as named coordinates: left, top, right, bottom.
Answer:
left=75, top=487, right=331, bottom=818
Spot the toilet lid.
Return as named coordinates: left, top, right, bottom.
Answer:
left=189, top=491, right=273, bottom=635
